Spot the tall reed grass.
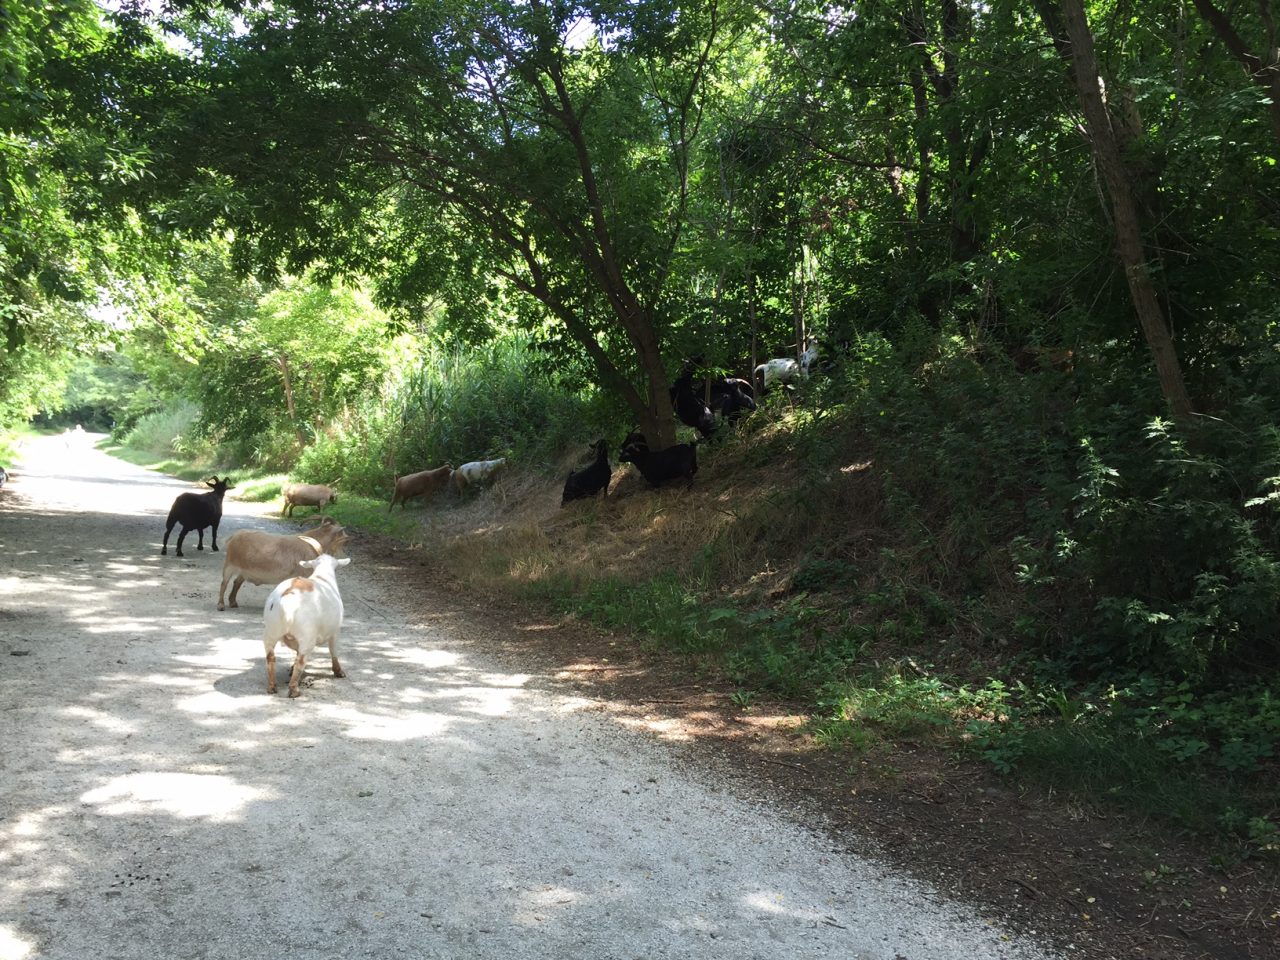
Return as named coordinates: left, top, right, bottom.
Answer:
left=293, top=335, right=610, bottom=496
left=118, top=399, right=202, bottom=457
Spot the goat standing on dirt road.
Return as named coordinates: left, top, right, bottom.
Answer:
left=262, top=553, right=352, bottom=699
left=161, top=476, right=233, bottom=557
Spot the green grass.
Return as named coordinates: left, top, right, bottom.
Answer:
left=308, top=493, right=446, bottom=540
left=233, top=474, right=288, bottom=503
left=528, top=563, right=1279, bottom=860
left=101, top=440, right=248, bottom=484
left=528, top=572, right=731, bottom=655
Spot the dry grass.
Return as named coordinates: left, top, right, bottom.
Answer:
left=401, top=416, right=890, bottom=608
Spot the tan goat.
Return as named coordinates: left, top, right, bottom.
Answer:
left=388, top=464, right=452, bottom=512
left=281, top=481, right=338, bottom=517
left=217, top=518, right=350, bottom=611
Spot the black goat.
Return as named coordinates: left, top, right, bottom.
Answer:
left=561, top=439, right=612, bottom=506
left=707, top=377, right=756, bottom=419
left=619, top=431, right=698, bottom=488
left=669, top=369, right=718, bottom=439
left=161, top=476, right=234, bottom=557
left=0, top=466, right=7, bottom=488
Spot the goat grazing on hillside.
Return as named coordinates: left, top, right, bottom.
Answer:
left=453, top=457, right=506, bottom=495
left=262, top=553, right=352, bottom=699
left=161, top=476, right=233, bottom=557
left=561, top=440, right=611, bottom=506
left=389, top=465, right=453, bottom=511
left=754, top=343, right=818, bottom=393
left=672, top=357, right=757, bottom=428
left=619, top=432, right=698, bottom=489
left=218, top=518, right=350, bottom=611
left=669, top=368, right=718, bottom=439
left=707, top=376, right=756, bottom=419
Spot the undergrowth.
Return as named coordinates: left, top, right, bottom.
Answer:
left=514, top=335, right=1280, bottom=860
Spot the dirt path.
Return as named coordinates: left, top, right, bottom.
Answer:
left=0, top=434, right=1055, bottom=959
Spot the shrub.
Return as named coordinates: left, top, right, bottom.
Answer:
left=120, top=399, right=201, bottom=458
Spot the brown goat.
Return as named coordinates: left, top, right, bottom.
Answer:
left=217, top=518, right=350, bottom=611
left=388, top=465, right=453, bottom=511
left=281, top=481, right=338, bottom=517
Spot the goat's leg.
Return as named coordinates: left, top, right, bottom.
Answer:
left=194, top=528, right=205, bottom=551
left=174, top=527, right=188, bottom=557
left=288, top=654, right=306, bottom=698
left=217, top=574, right=230, bottom=611
left=265, top=646, right=278, bottom=694
left=328, top=634, right=346, bottom=678
left=227, top=575, right=245, bottom=609
left=161, top=520, right=175, bottom=555
left=210, top=520, right=219, bottom=551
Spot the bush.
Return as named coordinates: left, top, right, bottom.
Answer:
left=293, top=336, right=606, bottom=497
left=119, top=399, right=202, bottom=458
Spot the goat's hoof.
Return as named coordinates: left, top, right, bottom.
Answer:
left=196, top=545, right=204, bottom=551
left=333, top=668, right=346, bottom=678
left=288, top=687, right=301, bottom=699
left=267, top=685, right=277, bottom=694
left=160, top=549, right=167, bottom=556
left=212, top=546, right=219, bottom=551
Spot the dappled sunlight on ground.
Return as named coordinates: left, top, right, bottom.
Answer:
left=80, top=773, right=272, bottom=822
left=315, top=705, right=455, bottom=741
left=59, top=706, right=139, bottom=737
left=0, top=924, right=35, bottom=960
left=378, top=646, right=460, bottom=669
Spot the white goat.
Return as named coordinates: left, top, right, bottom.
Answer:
left=452, top=457, right=507, bottom=495
left=754, top=343, right=819, bottom=392
left=262, top=554, right=352, bottom=699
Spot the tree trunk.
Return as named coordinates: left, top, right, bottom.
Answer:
left=909, top=63, right=933, bottom=226
left=1189, top=0, right=1280, bottom=148
left=635, top=310, right=678, bottom=449
left=275, top=355, right=307, bottom=445
left=1053, top=0, right=1195, bottom=419
left=792, top=250, right=807, bottom=361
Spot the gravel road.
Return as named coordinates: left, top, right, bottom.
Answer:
left=0, top=434, right=1060, bottom=960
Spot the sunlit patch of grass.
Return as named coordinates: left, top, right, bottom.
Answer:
left=100, top=441, right=277, bottom=493
left=233, top=474, right=288, bottom=503
left=101, top=442, right=233, bottom=482
left=319, top=494, right=437, bottom=541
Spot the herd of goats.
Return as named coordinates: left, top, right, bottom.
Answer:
left=145, top=349, right=818, bottom=698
